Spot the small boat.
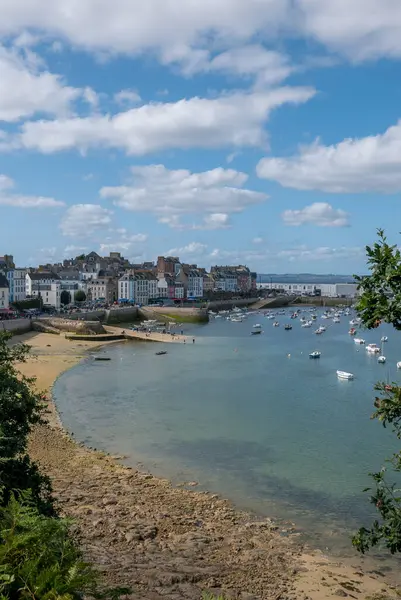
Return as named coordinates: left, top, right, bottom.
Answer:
left=273, top=321, right=280, bottom=327
left=311, top=315, right=317, bottom=320
left=155, top=350, right=167, bottom=356
left=314, top=326, right=326, bottom=334
left=333, top=317, right=340, bottom=323
left=309, top=351, right=321, bottom=359
left=381, top=336, right=388, bottom=342
left=349, top=328, right=357, bottom=336
left=354, top=338, right=365, bottom=344
left=366, top=343, right=380, bottom=354
left=284, top=324, right=292, bottom=330
left=337, top=370, right=354, bottom=380
left=251, top=324, right=262, bottom=335
left=94, top=356, right=111, bottom=361
left=378, top=356, right=386, bottom=364
left=398, top=362, right=401, bottom=370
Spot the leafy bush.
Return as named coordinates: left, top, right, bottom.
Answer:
left=352, top=230, right=401, bottom=553
left=0, top=332, right=53, bottom=515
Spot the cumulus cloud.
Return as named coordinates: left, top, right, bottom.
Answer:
left=12, top=87, right=315, bottom=155
left=1, top=0, right=400, bottom=64
left=60, top=204, right=113, bottom=237
left=0, top=44, right=89, bottom=122
left=276, top=245, right=363, bottom=261
left=282, top=202, right=350, bottom=227
left=167, top=242, right=208, bottom=257
left=114, top=89, right=141, bottom=106
left=0, top=173, right=64, bottom=207
left=252, top=237, right=264, bottom=244
left=257, top=120, right=401, bottom=193
left=100, top=164, right=267, bottom=229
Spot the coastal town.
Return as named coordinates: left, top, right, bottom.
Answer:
left=0, top=251, right=358, bottom=316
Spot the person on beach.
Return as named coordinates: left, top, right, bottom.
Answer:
left=193, top=338, right=195, bottom=344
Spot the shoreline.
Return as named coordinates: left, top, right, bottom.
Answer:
left=15, top=331, right=399, bottom=600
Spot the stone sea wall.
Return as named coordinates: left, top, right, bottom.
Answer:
left=39, top=318, right=106, bottom=334
left=139, top=306, right=209, bottom=323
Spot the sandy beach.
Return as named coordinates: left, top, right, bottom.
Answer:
left=14, top=331, right=400, bottom=600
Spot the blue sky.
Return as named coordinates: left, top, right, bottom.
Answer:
left=1, top=0, right=401, bottom=274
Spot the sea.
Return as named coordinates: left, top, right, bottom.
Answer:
left=53, top=307, right=401, bottom=562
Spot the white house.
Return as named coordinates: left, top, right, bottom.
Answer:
left=118, top=272, right=158, bottom=305
left=9, top=268, right=27, bottom=302
left=0, top=274, right=10, bottom=310
left=187, top=269, right=204, bottom=298
left=26, top=271, right=61, bottom=309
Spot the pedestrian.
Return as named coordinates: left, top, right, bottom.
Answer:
left=181, top=330, right=183, bottom=335
left=193, top=338, right=195, bottom=344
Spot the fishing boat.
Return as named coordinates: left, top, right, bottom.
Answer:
left=251, top=324, right=262, bottom=335
left=349, top=328, right=357, bottom=336
left=354, top=338, right=365, bottom=344
left=349, top=318, right=361, bottom=325
left=284, top=324, right=292, bottom=330
left=366, top=343, right=380, bottom=354
left=309, top=350, right=321, bottom=359
left=337, top=370, right=354, bottom=380
left=302, top=321, right=312, bottom=328
left=333, top=317, right=340, bottom=323
left=155, top=350, right=167, bottom=356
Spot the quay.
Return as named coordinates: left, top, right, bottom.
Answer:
left=104, top=325, right=190, bottom=343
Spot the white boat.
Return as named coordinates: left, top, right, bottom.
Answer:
left=366, top=343, right=380, bottom=354
left=381, top=336, right=388, bottom=342
left=397, top=362, right=401, bottom=370
left=273, top=321, right=280, bottom=327
left=309, top=351, right=321, bottom=359
left=378, top=356, right=386, bottom=363
left=231, top=317, right=243, bottom=322
left=251, top=323, right=262, bottom=334
left=349, top=318, right=361, bottom=325
left=315, top=326, right=326, bottom=334
left=337, top=370, right=354, bottom=380
left=302, top=321, right=312, bottom=328
left=214, top=314, right=222, bottom=319
left=333, top=317, right=340, bottom=323
left=354, top=338, right=365, bottom=344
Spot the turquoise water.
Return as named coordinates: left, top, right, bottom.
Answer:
left=53, top=309, right=401, bottom=557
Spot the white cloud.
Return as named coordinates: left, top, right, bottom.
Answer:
left=282, top=202, right=350, bottom=227
left=98, top=230, right=148, bottom=255
left=0, top=0, right=400, bottom=66
left=60, top=204, right=113, bottom=237
left=252, top=237, right=264, bottom=244
left=257, top=120, right=401, bottom=193
left=0, top=44, right=83, bottom=122
left=64, top=245, right=88, bottom=256
left=15, top=87, right=316, bottom=154
left=185, top=45, right=294, bottom=88
left=100, top=164, right=267, bottom=229
left=114, top=89, right=141, bottom=105
left=167, top=242, right=208, bottom=257
left=0, top=173, right=64, bottom=207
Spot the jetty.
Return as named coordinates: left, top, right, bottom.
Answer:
left=104, top=325, right=190, bottom=343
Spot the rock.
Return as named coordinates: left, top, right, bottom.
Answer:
left=102, top=497, right=118, bottom=506
left=334, top=589, right=348, bottom=597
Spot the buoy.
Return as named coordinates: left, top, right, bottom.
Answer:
left=288, top=353, right=291, bottom=358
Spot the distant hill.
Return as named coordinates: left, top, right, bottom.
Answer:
left=258, top=273, right=357, bottom=284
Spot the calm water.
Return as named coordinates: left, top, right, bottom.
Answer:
left=54, top=309, right=401, bottom=558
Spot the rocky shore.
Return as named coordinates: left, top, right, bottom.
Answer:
left=16, top=332, right=399, bottom=600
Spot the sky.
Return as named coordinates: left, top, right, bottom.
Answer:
left=1, top=0, right=401, bottom=274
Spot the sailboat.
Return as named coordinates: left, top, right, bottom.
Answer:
left=378, top=340, right=386, bottom=364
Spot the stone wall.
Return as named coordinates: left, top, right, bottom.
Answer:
left=39, top=318, right=106, bottom=334
left=0, top=318, right=32, bottom=335
left=105, top=307, right=139, bottom=324
left=139, top=306, right=208, bottom=323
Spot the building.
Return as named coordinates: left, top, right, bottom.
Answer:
left=157, top=256, right=181, bottom=276
left=6, top=268, right=27, bottom=303
left=187, top=268, right=204, bottom=298
left=257, top=281, right=359, bottom=298
left=0, top=255, right=15, bottom=272
left=210, top=267, right=238, bottom=292
left=118, top=271, right=158, bottom=305
left=87, top=277, right=117, bottom=303
left=26, top=272, right=61, bottom=309
left=0, top=274, right=9, bottom=310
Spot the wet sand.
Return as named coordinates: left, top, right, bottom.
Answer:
left=14, top=331, right=399, bottom=599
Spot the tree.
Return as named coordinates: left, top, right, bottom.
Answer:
left=352, top=230, right=401, bottom=554
left=74, top=290, right=86, bottom=302
left=60, top=290, right=71, bottom=306
left=0, top=331, right=53, bottom=515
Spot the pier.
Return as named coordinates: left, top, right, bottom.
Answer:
left=104, top=325, right=190, bottom=343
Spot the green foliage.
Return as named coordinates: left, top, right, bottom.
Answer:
left=0, top=332, right=53, bottom=515
left=60, top=291, right=71, bottom=306
left=73, top=291, right=86, bottom=303
left=352, top=230, right=401, bottom=554
left=0, top=492, right=95, bottom=600
left=11, top=299, right=40, bottom=311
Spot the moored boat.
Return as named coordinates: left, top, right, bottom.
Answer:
left=284, top=324, right=292, bottom=330
left=309, top=350, right=321, bottom=359
left=366, top=343, right=380, bottom=354
left=354, top=338, right=365, bottom=344
left=337, top=370, right=354, bottom=380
